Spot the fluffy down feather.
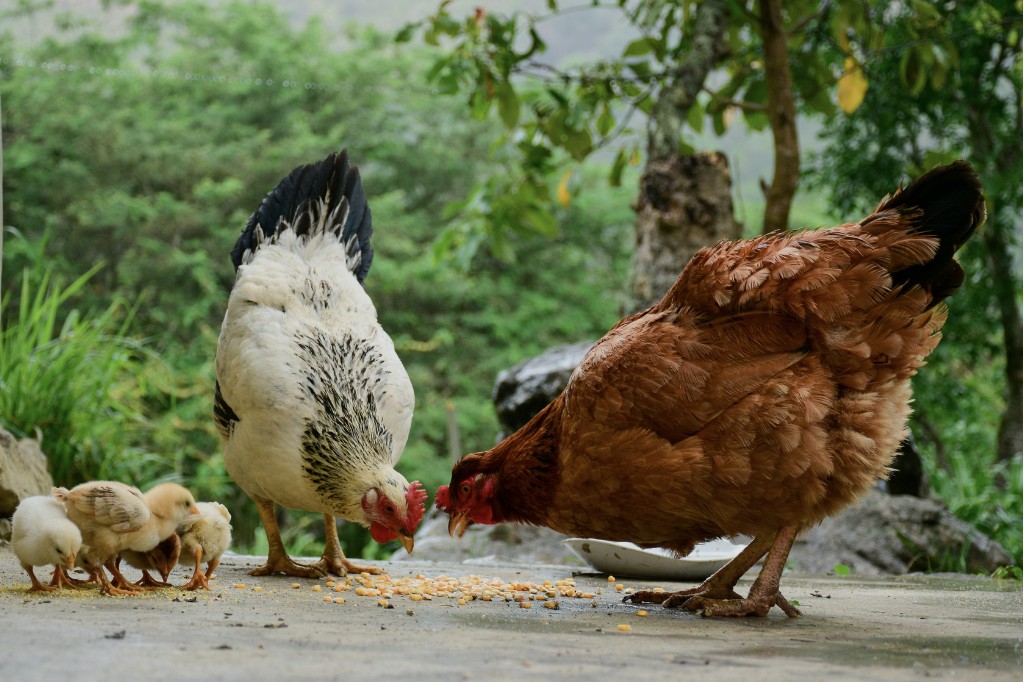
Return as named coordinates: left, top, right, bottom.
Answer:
left=11, top=496, right=82, bottom=592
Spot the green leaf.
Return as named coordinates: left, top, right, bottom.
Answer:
left=596, top=103, right=615, bottom=137
left=496, top=80, right=520, bottom=128
left=623, top=37, right=654, bottom=59
left=469, top=87, right=492, bottom=120
left=833, top=564, right=851, bottom=576
left=394, top=21, right=419, bottom=43
left=686, top=99, right=704, bottom=134
left=743, top=108, right=769, bottom=131
left=564, top=127, right=593, bottom=160
left=609, top=148, right=627, bottom=187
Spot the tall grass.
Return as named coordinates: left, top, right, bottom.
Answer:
left=0, top=255, right=162, bottom=486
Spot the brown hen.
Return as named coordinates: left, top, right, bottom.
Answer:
left=436, top=161, right=985, bottom=618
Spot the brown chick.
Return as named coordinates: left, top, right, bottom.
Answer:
left=53, top=481, right=199, bottom=596
left=119, top=533, right=182, bottom=587
left=437, top=161, right=985, bottom=618
left=177, top=502, right=233, bottom=591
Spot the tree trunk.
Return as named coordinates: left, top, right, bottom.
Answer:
left=631, top=152, right=742, bottom=308
left=758, top=0, right=800, bottom=233
left=632, top=0, right=737, bottom=310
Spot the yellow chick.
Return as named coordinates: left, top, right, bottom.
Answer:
left=53, top=481, right=199, bottom=596
left=119, top=533, right=181, bottom=587
left=11, top=496, right=82, bottom=592
left=177, top=502, right=232, bottom=591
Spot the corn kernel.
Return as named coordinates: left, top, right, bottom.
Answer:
left=607, top=575, right=616, bottom=582
left=252, top=586, right=262, bottom=592
left=290, top=583, right=301, bottom=589
left=333, top=597, right=345, bottom=604
left=233, top=583, right=246, bottom=589
left=311, top=585, right=322, bottom=592
left=636, top=610, right=649, bottom=617
left=322, top=596, right=333, bottom=603
left=615, top=584, right=624, bottom=592
left=543, top=601, right=559, bottom=610
left=617, top=624, right=632, bottom=632
left=519, top=601, right=532, bottom=609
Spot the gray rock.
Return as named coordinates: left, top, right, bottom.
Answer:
left=492, top=341, right=592, bottom=437
left=789, top=489, right=1013, bottom=575
left=0, top=428, right=54, bottom=517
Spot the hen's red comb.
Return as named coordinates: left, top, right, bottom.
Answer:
left=435, top=485, right=451, bottom=512
left=406, top=481, right=428, bottom=530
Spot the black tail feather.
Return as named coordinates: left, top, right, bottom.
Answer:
left=874, top=160, right=986, bottom=304
left=231, top=149, right=374, bottom=285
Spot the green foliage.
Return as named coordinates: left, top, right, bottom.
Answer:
left=0, top=232, right=164, bottom=486
left=0, top=0, right=634, bottom=556
left=807, top=0, right=1022, bottom=567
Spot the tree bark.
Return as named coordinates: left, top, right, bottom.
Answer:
left=632, top=0, right=737, bottom=310
left=758, top=0, right=800, bottom=233
left=631, top=152, right=742, bottom=308
left=646, top=0, right=729, bottom=159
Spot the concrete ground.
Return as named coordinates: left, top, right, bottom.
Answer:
left=1, top=547, right=1020, bottom=682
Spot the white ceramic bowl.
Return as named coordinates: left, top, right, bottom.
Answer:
left=562, top=537, right=748, bottom=580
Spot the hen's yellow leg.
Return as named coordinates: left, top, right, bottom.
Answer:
left=312, top=514, right=383, bottom=577
left=249, top=497, right=325, bottom=578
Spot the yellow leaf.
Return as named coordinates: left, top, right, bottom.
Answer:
left=838, top=57, right=868, bottom=114
left=557, top=169, right=573, bottom=207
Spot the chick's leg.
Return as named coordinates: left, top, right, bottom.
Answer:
left=106, top=559, right=144, bottom=592
left=49, top=565, right=94, bottom=589
left=683, top=525, right=802, bottom=618
left=249, top=497, right=325, bottom=578
left=24, top=565, right=58, bottom=592
left=134, top=570, right=172, bottom=588
left=312, top=514, right=383, bottom=577
left=627, top=534, right=773, bottom=606
left=95, top=565, right=143, bottom=597
left=181, top=547, right=210, bottom=591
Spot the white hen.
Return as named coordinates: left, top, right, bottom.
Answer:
left=215, top=149, right=424, bottom=578
left=11, top=496, right=82, bottom=592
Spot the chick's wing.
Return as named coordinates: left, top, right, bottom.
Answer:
left=69, top=484, right=151, bottom=533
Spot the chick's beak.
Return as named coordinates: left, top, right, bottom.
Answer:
left=66, top=552, right=76, bottom=570
left=399, top=533, right=415, bottom=554
left=188, top=504, right=200, bottom=516
left=448, top=510, right=471, bottom=538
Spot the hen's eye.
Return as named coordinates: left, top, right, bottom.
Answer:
left=385, top=504, right=395, bottom=515
left=459, top=484, right=471, bottom=496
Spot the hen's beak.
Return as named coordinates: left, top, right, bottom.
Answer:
left=399, top=533, right=415, bottom=554
left=448, top=510, right=471, bottom=538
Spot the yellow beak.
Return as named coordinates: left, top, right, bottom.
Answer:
left=65, top=552, right=76, bottom=570
left=448, top=510, right=471, bottom=538
left=399, top=534, right=415, bottom=554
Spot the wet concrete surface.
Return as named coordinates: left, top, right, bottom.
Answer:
left=1, top=547, right=1020, bottom=681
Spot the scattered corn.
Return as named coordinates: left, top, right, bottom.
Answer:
left=519, top=602, right=532, bottom=609
left=607, top=576, right=616, bottom=582
left=252, top=586, right=263, bottom=592
left=617, top=624, right=632, bottom=632
left=636, top=610, right=649, bottom=617
left=290, top=583, right=301, bottom=589
left=322, top=596, right=333, bottom=603
left=311, top=585, right=322, bottom=592
left=233, top=583, right=246, bottom=589
left=543, top=601, right=559, bottom=610
left=333, top=597, right=345, bottom=604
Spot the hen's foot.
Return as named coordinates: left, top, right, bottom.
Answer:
left=312, top=555, right=383, bottom=577
left=681, top=591, right=800, bottom=618
left=250, top=555, right=326, bottom=579
left=626, top=585, right=742, bottom=607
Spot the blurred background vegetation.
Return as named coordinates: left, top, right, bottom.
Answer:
left=0, top=0, right=1019, bottom=569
